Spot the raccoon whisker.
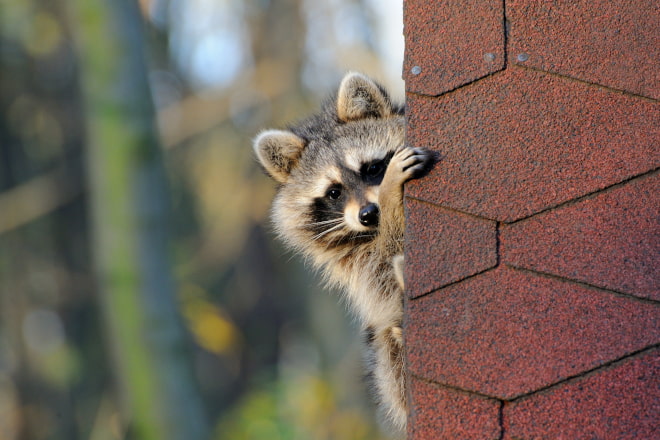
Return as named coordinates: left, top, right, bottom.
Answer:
left=311, top=219, right=344, bottom=231
left=346, top=229, right=378, bottom=242
left=304, top=218, right=344, bottom=230
left=351, top=234, right=377, bottom=241
left=312, top=221, right=346, bottom=241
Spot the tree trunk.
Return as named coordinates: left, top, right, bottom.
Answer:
left=69, top=1, right=209, bottom=439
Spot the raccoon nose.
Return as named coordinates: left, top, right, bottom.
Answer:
left=359, top=204, right=379, bottom=226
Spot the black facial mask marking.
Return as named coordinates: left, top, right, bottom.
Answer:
left=311, top=185, right=344, bottom=233
left=360, top=152, right=394, bottom=186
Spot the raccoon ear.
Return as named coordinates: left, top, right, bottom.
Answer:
left=336, top=72, right=392, bottom=122
left=253, top=129, right=306, bottom=183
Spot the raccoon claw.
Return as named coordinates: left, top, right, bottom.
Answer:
left=402, top=149, right=432, bottom=175
left=388, top=147, right=436, bottom=183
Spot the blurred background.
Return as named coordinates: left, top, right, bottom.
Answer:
left=0, top=0, right=405, bottom=439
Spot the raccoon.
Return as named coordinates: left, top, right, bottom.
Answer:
left=253, top=72, right=435, bottom=434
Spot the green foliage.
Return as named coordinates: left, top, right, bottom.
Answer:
left=216, top=375, right=387, bottom=440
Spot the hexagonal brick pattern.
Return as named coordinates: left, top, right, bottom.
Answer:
left=509, top=0, right=660, bottom=99
left=403, top=0, right=504, bottom=96
left=503, top=349, right=659, bottom=440
left=405, top=267, right=660, bottom=399
left=403, top=1, right=659, bottom=436
left=408, top=377, right=501, bottom=440
left=502, top=172, right=660, bottom=301
left=405, top=67, right=660, bottom=222
left=404, top=198, right=497, bottom=298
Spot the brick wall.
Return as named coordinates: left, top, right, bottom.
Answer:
left=402, top=1, right=659, bottom=438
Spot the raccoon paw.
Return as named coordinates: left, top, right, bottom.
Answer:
left=389, top=146, right=436, bottom=183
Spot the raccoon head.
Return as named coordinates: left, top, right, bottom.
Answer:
left=254, top=72, right=404, bottom=252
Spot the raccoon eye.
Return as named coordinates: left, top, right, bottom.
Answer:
left=362, top=160, right=387, bottom=184
left=326, top=187, right=342, bottom=200
left=366, top=161, right=385, bottom=177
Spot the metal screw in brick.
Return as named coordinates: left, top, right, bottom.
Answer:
left=517, top=53, right=529, bottom=62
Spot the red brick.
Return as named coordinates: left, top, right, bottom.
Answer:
left=509, top=0, right=660, bottom=100
left=406, top=68, right=660, bottom=222
left=502, top=172, right=660, bottom=301
left=403, top=0, right=504, bottom=96
left=408, top=377, right=501, bottom=440
left=503, top=349, right=660, bottom=440
left=405, top=267, right=660, bottom=399
left=404, top=198, right=497, bottom=298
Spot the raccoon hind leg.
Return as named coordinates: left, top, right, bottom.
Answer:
left=365, top=325, right=407, bottom=436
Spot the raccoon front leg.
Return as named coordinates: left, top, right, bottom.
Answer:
left=377, top=147, right=434, bottom=256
